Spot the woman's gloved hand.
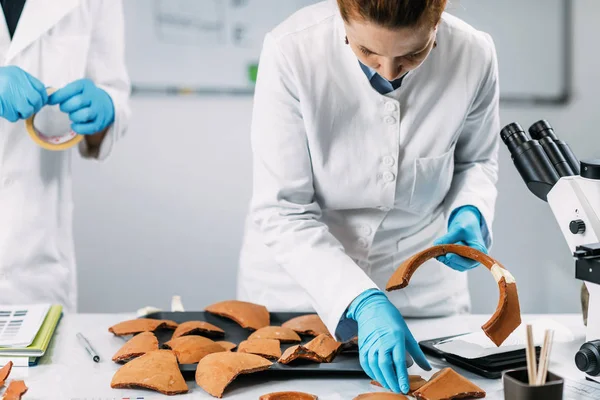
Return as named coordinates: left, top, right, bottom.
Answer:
left=433, top=205, right=487, bottom=271
left=0, top=66, right=47, bottom=122
left=347, top=289, right=431, bottom=394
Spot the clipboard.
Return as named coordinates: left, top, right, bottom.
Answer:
left=419, top=333, right=541, bottom=379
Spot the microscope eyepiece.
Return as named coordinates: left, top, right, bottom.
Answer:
left=528, top=120, right=580, bottom=175
left=528, top=119, right=558, bottom=141
left=500, top=121, right=560, bottom=201
left=500, top=122, right=529, bottom=156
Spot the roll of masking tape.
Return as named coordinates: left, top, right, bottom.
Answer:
left=25, top=87, right=83, bottom=151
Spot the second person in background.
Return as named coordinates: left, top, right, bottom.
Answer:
left=0, top=0, right=130, bottom=311
left=238, top=0, right=500, bottom=394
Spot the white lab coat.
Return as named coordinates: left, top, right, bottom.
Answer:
left=0, top=0, right=130, bottom=311
left=237, top=1, right=499, bottom=337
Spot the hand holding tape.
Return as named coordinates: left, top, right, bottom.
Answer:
left=25, top=88, right=83, bottom=151
left=0, top=66, right=47, bottom=122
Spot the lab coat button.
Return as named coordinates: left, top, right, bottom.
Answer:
left=358, top=260, right=369, bottom=268
left=385, top=102, right=397, bottom=112
left=383, top=171, right=395, bottom=182
left=383, top=156, right=395, bottom=166
left=385, top=116, right=396, bottom=125
left=2, top=178, right=12, bottom=187
left=360, top=225, right=372, bottom=236
left=357, top=237, right=369, bottom=248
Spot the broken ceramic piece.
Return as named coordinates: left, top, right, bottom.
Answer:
left=248, top=326, right=301, bottom=343
left=304, top=334, right=342, bottom=362
left=0, top=361, right=13, bottom=387
left=163, top=335, right=225, bottom=364
left=412, top=368, right=486, bottom=400
left=259, top=392, right=318, bottom=400
left=386, top=244, right=521, bottom=346
left=110, top=350, right=188, bottom=395
left=353, top=394, right=408, bottom=399
left=205, top=300, right=269, bottom=331
left=112, top=331, right=159, bottom=363
left=172, top=320, right=225, bottom=339
left=196, top=352, right=272, bottom=398
left=108, top=318, right=178, bottom=336
left=281, top=314, right=328, bottom=337
left=278, top=345, right=304, bottom=364
left=278, top=334, right=341, bottom=364
left=3, top=380, right=28, bottom=400
left=216, top=341, right=237, bottom=351
left=371, top=375, right=428, bottom=395
left=238, top=338, right=282, bottom=360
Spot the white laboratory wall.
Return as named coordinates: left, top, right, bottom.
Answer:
left=73, top=0, right=600, bottom=316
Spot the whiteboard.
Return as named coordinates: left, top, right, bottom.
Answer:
left=123, top=0, right=316, bottom=92
left=123, top=0, right=571, bottom=103
left=446, top=0, right=570, bottom=103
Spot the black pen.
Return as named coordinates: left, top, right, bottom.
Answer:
left=76, top=332, right=100, bottom=362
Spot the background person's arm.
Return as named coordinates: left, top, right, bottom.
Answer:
left=80, top=0, right=131, bottom=159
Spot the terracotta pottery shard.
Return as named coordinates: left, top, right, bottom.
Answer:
left=112, top=331, right=159, bottom=363
left=278, top=345, right=304, bottom=364
left=371, top=375, right=428, bottom=395
left=0, top=361, right=13, bottom=386
left=278, top=334, right=341, bottom=364
left=110, top=350, right=188, bottom=395
left=205, top=300, right=269, bottom=331
left=386, top=244, right=521, bottom=346
left=408, top=376, right=428, bottom=394
left=216, top=341, right=237, bottom=351
left=2, top=380, right=27, bottom=400
left=303, top=334, right=342, bottom=362
left=108, top=318, right=178, bottom=336
left=342, top=336, right=359, bottom=351
left=238, top=339, right=282, bottom=360
left=248, top=326, right=302, bottom=343
left=412, top=368, right=486, bottom=400
left=195, top=352, right=272, bottom=398
left=172, top=320, right=225, bottom=339
left=259, top=392, right=318, bottom=400
left=163, top=335, right=225, bottom=364
left=281, top=314, right=329, bottom=337
left=353, top=394, right=408, bottom=400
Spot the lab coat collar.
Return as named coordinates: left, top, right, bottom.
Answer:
left=5, top=0, right=80, bottom=62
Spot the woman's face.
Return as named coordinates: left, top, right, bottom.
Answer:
left=344, top=18, right=437, bottom=81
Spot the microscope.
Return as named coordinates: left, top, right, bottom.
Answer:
left=501, top=120, right=600, bottom=382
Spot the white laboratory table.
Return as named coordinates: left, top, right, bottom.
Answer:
left=8, top=313, right=599, bottom=399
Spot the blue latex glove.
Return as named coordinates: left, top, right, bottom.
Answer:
left=433, top=205, right=487, bottom=271
left=0, top=66, right=48, bottom=122
left=347, top=289, right=431, bottom=394
left=47, top=79, right=114, bottom=135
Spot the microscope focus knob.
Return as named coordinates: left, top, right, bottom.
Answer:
left=570, top=219, right=586, bottom=234
left=575, top=341, right=600, bottom=376
left=581, top=160, right=600, bottom=180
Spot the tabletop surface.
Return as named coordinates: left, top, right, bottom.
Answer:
left=6, top=313, right=600, bottom=399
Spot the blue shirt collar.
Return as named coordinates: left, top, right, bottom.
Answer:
left=359, top=61, right=378, bottom=81
left=358, top=61, right=407, bottom=85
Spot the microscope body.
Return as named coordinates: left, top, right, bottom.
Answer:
left=501, top=120, right=600, bottom=380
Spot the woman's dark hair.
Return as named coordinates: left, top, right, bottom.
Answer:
left=337, top=0, right=447, bottom=28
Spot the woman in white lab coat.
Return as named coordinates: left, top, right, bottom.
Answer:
left=0, top=1, right=130, bottom=311
left=238, top=0, right=499, bottom=394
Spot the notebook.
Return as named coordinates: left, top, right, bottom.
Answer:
left=0, top=304, right=50, bottom=348
left=0, top=305, right=62, bottom=366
